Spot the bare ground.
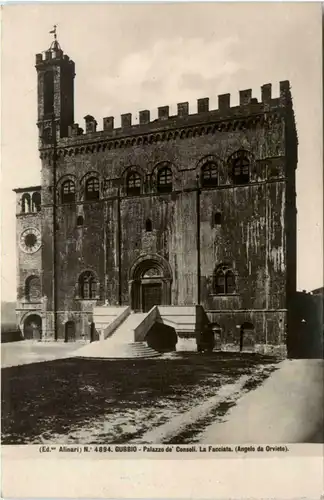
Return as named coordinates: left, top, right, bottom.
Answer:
left=1, top=352, right=278, bottom=444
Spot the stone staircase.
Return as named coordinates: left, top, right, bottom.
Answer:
left=72, top=312, right=160, bottom=359
left=73, top=341, right=160, bottom=359
left=72, top=305, right=205, bottom=360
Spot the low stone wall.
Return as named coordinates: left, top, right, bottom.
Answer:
left=1, top=328, right=23, bottom=343
left=222, top=343, right=287, bottom=358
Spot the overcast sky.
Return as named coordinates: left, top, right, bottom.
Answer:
left=1, top=2, right=323, bottom=302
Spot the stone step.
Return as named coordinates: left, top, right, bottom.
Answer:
left=73, top=341, right=160, bottom=359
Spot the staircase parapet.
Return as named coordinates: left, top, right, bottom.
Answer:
left=156, top=305, right=201, bottom=334
left=93, top=305, right=131, bottom=340
left=134, top=306, right=159, bottom=342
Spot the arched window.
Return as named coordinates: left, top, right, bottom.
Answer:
left=85, top=177, right=100, bottom=201
left=31, top=192, right=41, bottom=212
left=25, top=275, right=41, bottom=302
left=61, top=180, right=75, bottom=203
left=126, top=172, right=141, bottom=196
left=157, top=167, right=172, bottom=193
left=21, top=193, right=31, bottom=213
left=201, top=161, right=218, bottom=187
left=79, top=271, right=97, bottom=299
left=213, top=265, right=236, bottom=294
left=231, top=151, right=250, bottom=185
left=76, top=215, right=84, bottom=227
left=145, top=218, right=152, bottom=232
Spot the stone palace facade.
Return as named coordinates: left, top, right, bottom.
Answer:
left=14, top=35, right=298, bottom=350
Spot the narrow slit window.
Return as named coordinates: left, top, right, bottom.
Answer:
left=77, top=215, right=84, bottom=227
left=214, top=212, right=222, bottom=225
left=145, top=219, right=152, bottom=232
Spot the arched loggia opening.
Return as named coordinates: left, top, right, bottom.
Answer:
left=129, top=255, right=172, bottom=312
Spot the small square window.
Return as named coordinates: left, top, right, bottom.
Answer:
left=214, top=212, right=222, bottom=225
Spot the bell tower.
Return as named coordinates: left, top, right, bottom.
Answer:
left=35, top=26, right=75, bottom=145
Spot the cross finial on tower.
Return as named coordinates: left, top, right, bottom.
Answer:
left=49, top=24, right=57, bottom=40
left=49, top=24, right=61, bottom=52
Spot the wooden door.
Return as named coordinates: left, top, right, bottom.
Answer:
left=142, top=283, right=162, bottom=312
left=65, top=321, right=76, bottom=342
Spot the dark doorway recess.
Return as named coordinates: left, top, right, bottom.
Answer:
left=240, top=322, right=255, bottom=352
left=24, top=315, right=42, bottom=340
left=65, top=321, right=76, bottom=342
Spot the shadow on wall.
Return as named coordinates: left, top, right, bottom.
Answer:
left=287, top=292, right=324, bottom=359
left=145, top=323, right=177, bottom=352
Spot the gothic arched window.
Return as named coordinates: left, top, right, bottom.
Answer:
left=85, top=177, right=100, bottom=201
left=231, top=151, right=250, bottom=185
left=213, top=265, right=236, bottom=295
left=157, top=167, right=172, bottom=193
left=21, top=193, right=31, bottom=213
left=201, top=161, right=218, bottom=187
left=61, top=180, right=75, bottom=204
left=126, top=172, right=141, bottom=196
left=32, top=192, right=41, bottom=212
left=79, top=271, right=97, bottom=299
left=25, top=275, right=41, bottom=302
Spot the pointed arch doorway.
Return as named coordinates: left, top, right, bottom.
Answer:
left=129, top=255, right=172, bottom=312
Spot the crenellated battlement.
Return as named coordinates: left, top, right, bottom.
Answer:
left=35, top=49, right=75, bottom=71
left=61, top=81, right=290, bottom=143
left=38, top=80, right=293, bottom=156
